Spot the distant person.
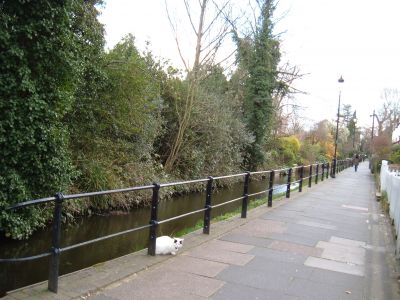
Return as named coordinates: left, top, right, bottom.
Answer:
left=353, top=154, right=360, bottom=172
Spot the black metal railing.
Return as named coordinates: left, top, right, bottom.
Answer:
left=0, top=159, right=352, bottom=294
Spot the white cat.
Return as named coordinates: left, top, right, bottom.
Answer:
left=155, top=236, right=184, bottom=255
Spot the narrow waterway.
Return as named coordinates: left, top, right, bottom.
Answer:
left=0, top=173, right=303, bottom=296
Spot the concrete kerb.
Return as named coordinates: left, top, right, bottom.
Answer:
left=4, top=177, right=333, bottom=300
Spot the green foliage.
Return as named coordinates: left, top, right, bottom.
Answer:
left=0, top=0, right=87, bottom=238
left=278, top=136, right=301, bottom=165
left=68, top=35, right=165, bottom=209
left=390, top=145, right=400, bottom=163
left=186, top=67, right=252, bottom=177
left=234, top=0, right=281, bottom=170
left=157, top=65, right=252, bottom=179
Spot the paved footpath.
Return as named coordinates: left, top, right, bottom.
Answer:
left=5, top=162, right=400, bottom=299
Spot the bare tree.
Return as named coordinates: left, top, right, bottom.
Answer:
left=273, top=62, right=306, bottom=135
left=375, top=88, right=400, bottom=138
left=164, top=0, right=234, bottom=171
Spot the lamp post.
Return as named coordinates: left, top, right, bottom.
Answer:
left=369, top=110, right=378, bottom=171
left=370, top=110, right=377, bottom=141
left=332, top=75, right=344, bottom=178
left=352, top=111, right=357, bottom=150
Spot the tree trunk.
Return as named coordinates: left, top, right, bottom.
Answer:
left=164, top=0, right=207, bottom=172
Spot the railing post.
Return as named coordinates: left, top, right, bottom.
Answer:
left=148, top=183, right=160, bottom=256
left=315, top=164, right=319, bottom=184
left=308, top=165, right=313, bottom=188
left=321, top=164, right=325, bottom=181
left=48, top=192, right=63, bottom=293
left=268, top=170, right=274, bottom=207
left=299, top=166, right=304, bottom=192
left=241, top=172, right=250, bottom=218
left=326, top=162, right=330, bottom=179
left=331, top=158, right=337, bottom=178
left=203, top=176, right=213, bottom=234
left=286, top=168, right=292, bottom=198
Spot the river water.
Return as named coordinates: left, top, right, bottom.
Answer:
left=0, top=173, right=303, bottom=296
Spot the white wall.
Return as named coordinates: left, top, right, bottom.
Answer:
left=380, top=160, right=400, bottom=256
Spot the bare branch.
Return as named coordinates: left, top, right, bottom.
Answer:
left=204, top=0, right=230, bottom=34
left=184, top=0, right=199, bottom=35
left=165, top=0, right=189, bottom=72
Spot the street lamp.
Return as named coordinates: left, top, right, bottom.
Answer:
left=370, top=110, right=378, bottom=141
left=332, top=75, right=344, bottom=178
left=369, top=110, right=378, bottom=171
left=352, top=111, right=357, bottom=150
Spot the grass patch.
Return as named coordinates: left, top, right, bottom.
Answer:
left=175, top=220, right=203, bottom=237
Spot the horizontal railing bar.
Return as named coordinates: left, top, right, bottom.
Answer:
left=7, top=186, right=156, bottom=210
left=274, top=168, right=290, bottom=173
left=249, top=170, right=271, bottom=175
left=159, top=178, right=208, bottom=188
left=248, top=190, right=268, bottom=197
left=211, top=196, right=244, bottom=209
left=64, top=185, right=155, bottom=200
left=7, top=197, right=56, bottom=210
left=60, top=224, right=152, bottom=252
left=0, top=251, right=51, bottom=263
left=291, top=166, right=302, bottom=170
left=158, top=208, right=207, bottom=224
left=213, top=173, right=247, bottom=180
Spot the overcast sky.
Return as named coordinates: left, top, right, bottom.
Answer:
left=98, top=0, right=400, bottom=130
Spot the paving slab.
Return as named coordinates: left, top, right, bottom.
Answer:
left=304, top=256, right=365, bottom=277
left=213, top=282, right=300, bottom=300
left=230, top=218, right=287, bottom=237
left=269, top=240, right=323, bottom=257
left=161, top=255, right=228, bottom=278
left=248, top=247, right=308, bottom=264
left=93, top=270, right=224, bottom=299
left=308, top=268, right=364, bottom=290
left=286, top=277, right=364, bottom=300
left=218, top=233, right=274, bottom=248
left=244, top=256, right=314, bottom=280
left=184, top=244, right=254, bottom=266
left=296, top=220, right=337, bottom=230
left=215, top=265, right=295, bottom=292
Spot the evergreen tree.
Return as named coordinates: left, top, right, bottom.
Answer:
left=235, top=0, right=281, bottom=170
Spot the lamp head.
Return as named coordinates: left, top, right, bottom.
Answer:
left=338, top=76, right=344, bottom=83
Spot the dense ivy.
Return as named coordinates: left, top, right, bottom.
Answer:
left=0, top=0, right=101, bottom=239
left=235, top=0, right=281, bottom=170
